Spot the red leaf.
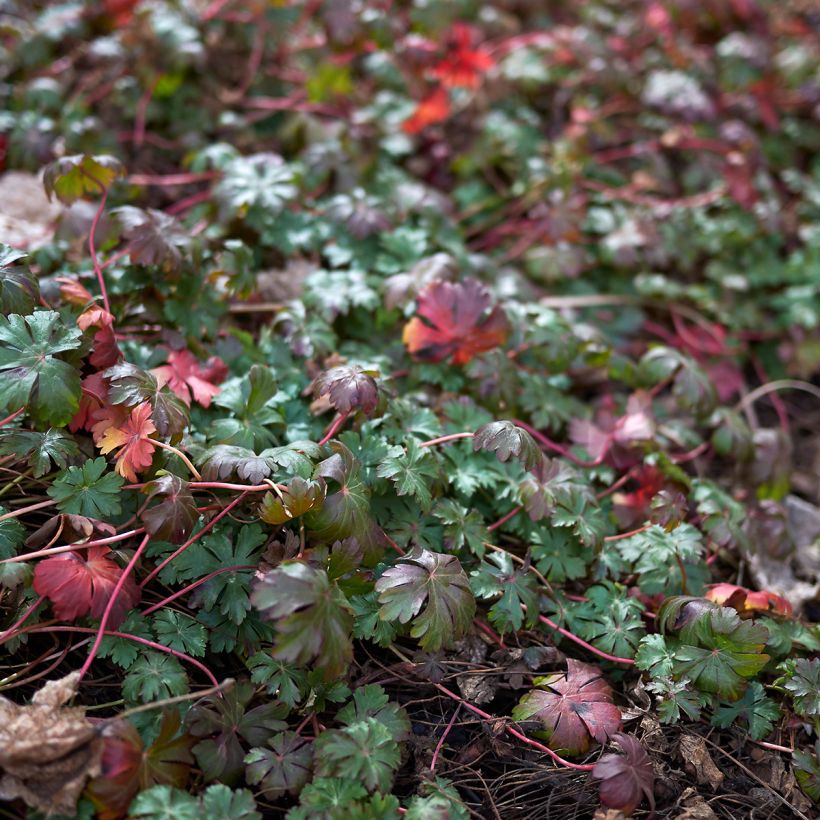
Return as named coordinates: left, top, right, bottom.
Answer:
left=512, top=659, right=622, bottom=755
left=402, top=278, right=508, bottom=365
left=431, top=23, right=494, bottom=89
left=402, top=86, right=450, bottom=134
left=706, top=583, right=793, bottom=618
left=151, top=349, right=227, bottom=408
left=97, top=401, right=157, bottom=482
left=56, top=277, right=94, bottom=307
left=33, top=546, right=140, bottom=626
left=570, top=392, right=655, bottom=464
left=69, top=374, right=109, bottom=434
left=77, top=307, right=123, bottom=368
left=593, top=732, right=656, bottom=815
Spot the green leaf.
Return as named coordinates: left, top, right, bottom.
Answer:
left=251, top=561, right=354, bottom=680
left=152, top=610, right=207, bottom=657
left=47, top=457, right=124, bottom=517
left=672, top=607, right=770, bottom=700
left=129, top=785, right=200, bottom=820
left=375, top=549, right=475, bottom=651
left=531, top=526, right=589, bottom=582
left=646, top=677, right=708, bottom=723
left=793, top=740, right=820, bottom=804
left=0, top=244, right=39, bottom=314
left=470, top=550, right=539, bottom=634
left=286, top=777, right=368, bottom=819
left=0, top=310, right=83, bottom=426
left=123, top=651, right=189, bottom=703
left=405, top=778, right=469, bottom=820
left=258, top=476, right=326, bottom=525
left=635, top=634, right=675, bottom=679
left=314, top=718, right=401, bottom=793
left=376, top=438, right=439, bottom=511
left=336, top=685, right=410, bottom=743
left=304, top=442, right=373, bottom=543
left=779, top=658, right=820, bottom=718
left=201, top=785, right=261, bottom=820
left=350, top=591, right=398, bottom=647
left=433, top=498, right=488, bottom=555
left=43, top=153, right=125, bottom=204
left=186, top=679, right=287, bottom=784
left=0, top=428, right=81, bottom=478
left=570, top=583, right=645, bottom=659
left=614, top=523, right=706, bottom=596
left=0, top=507, right=28, bottom=589
left=244, top=732, right=313, bottom=798
left=473, top=420, right=542, bottom=471
left=97, top=612, right=153, bottom=667
left=246, top=653, right=306, bottom=707
left=712, top=681, right=780, bottom=739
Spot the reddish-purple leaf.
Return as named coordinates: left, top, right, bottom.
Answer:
left=141, top=474, right=198, bottom=543
left=33, top=546, right=140, bottom=627
left=313, top=365, right=380, bottom=416
left=592, top=732, right=656, bottom=816
left=511, top=659, right=622, bottom=755
left=402, top=278, right=508, bottom=365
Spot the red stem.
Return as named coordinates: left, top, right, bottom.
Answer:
left=0, top=407, right=25, bottom=428
left=78, top=533, right=151, bottom=681
left=22, top=625, right=218, bottom=688
left=128, top=171, right=218, bottom=186
left=141, top=565, right=255, bottom=616
left=82, top=171, right=112, bottom=314
left=319, top=411, right=350, bottom=446
left=537, top=614, right=635, bottom=666
left=430, top=704, right=460, bottom=771
left=0, top=595, right=45, bottom=641
left=511, top=419, right=603, bottom=468
left=604, top=523, right=652, bottom=542
left=140, top=493, right=247, bottom=588
left=433, top=681, right=594, bottom=771
left=166, top=189, right=213, bottom=216
left=133, top=77, right=158, bottom=148
left=1, top=528, right=144, bottom=565
left=0, top=499, right=57, bottom=524
left=487, top=506, right=522, bottom=532
left=473, top=617, right=505, bottom=647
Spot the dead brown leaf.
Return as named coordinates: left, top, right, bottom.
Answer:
left=0, top=672, right=103, bottom=816
left=674, top=788, right=718, bottom=819
left=678, top=735, right=724, bottom=791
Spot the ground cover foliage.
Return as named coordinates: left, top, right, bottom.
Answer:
left=0, top=0, right=819, bottom=817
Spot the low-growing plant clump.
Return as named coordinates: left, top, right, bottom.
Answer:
left=0, top=1, right=818, bottom=817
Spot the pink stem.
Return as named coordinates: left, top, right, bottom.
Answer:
left=473, top=617, right=504, bottom=647
left=0, top=595, right=45, bottom=641
left=78, top=533, right=151, bottom=681
left=430, top=704, right=460, bottom=771
left=0, top=407, right=25, bottom=428
left=127, top=171, right=218, bottom=186
left=671, top=441, right=710, bottom=464
left=133, top=77, right=158, bottom=148
left=595, top=466, right=639, bottom=500
left=24, top=625, right=218, bottom=688
left=538, top=614, right=635, bottom=665
left=318, top=411, right=350, bottom=446
left=82, top=171, right=112, bottom=314
left=487, top=505, right=522, bottom=532
left=166, top=189, right=213, bottom=216
left=419, top=431, right=474, bottom=448
left=1, top=528, right=144, bottom=565
left=511, top=419, right=603, bottom=468
left=0, top=499, right=56, bottom=524
left=141, top=565, right=255, bottom=615
left=140, top=493, right=247, bottom=588
left=604, top=523, right=652, bottom=542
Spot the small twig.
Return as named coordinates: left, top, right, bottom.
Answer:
left=699, top=734, right=811, bottom=820
left=735, top=379, right=820, bottom=414
left=0, top=499, right=56, bottom=524
left=0, top=528, right=144, bottom=564
left=151, top=440, right=202, bottom=480
left=111, top=678, right=235, bottom=722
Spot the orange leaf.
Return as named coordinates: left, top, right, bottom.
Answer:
left=402, top=86, right=450, bottom=134
left=706, top=583, right=793, bottom=618
left=431, top=23, right=494, bottom=89
left=98, top=402, right=157, bottom=482
left=402, top=278, right=508, bottom=365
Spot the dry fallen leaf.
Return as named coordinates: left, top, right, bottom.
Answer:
left=0, top=671, right=103, bottom=816
left=678, top=734, right=724, bottom=791
left=675, top=788, right=718, bottom=820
